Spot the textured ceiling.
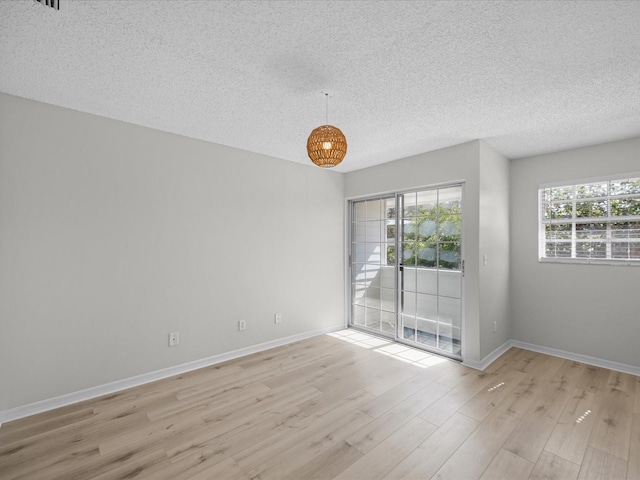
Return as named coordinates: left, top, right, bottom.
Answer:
left=1, top=0, right=639, bottom=172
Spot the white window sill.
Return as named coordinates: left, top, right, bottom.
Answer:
left=539, top=257, right=640, bottom=267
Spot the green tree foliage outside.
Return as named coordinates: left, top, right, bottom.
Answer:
left=394, top=201, right=462, bottom=270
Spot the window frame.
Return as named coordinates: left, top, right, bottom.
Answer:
left=538, top=172, right=640, bottom=266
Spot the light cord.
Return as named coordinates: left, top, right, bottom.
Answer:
left=325, top=93, right=329, bottom=125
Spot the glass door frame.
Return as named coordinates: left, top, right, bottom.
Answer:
left=348, top=194, right=398, bottom=339
left=347, top=182, right=465, bottom=361
left=395, top=184, right=465, bottom=360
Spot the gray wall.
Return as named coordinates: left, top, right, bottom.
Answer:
left=2, top=90, right=637, bottom=413
left=478, top=142, right=511, bottom=357
left=510, top=137, right=640, bottom=367
left=0, top=93, right=345, bottom=411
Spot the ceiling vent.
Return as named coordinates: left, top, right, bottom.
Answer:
left=34, top=0, right=61, bottom=11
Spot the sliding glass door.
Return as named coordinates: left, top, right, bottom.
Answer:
left=351, top=197, right=397, bottom=336
left=349, top=185, right=463, bottom=359
left=397, top=186, right=463, bottom=358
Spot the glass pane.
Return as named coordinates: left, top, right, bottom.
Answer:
left=611, top=242, right=631, bottom=259
left=450, top=315, right=462, bottom=352
left=379, top=266, right=395, bottom=289
left=611, top=198, right=640, bottom=216
left=416, top=295, right=437, bottom=346
left=403, top=220, right=417, bottom=239
left=365, top=287, right=380, bottom=309
left=418, top=219, right=437, bottom=239
left=372, top=244, right=386, bottom=264
left=611, top=178, right=640, bottom=196
left=438, top=297, right=460, bottom=323
left=364, top=264, right=381, bottom=282
left=352, top=283, right=365, bottom=306
left=576, top=182, right=607, bottom=198
left=576, top=241, right=606, bottom=258
left=386, top=223, right=396, bottom=240
left=438, top=270, right=461, bottom=299
left=364, top=221, right=382, bottom=243
left=438, top=215, right=461, bottom=242
left=575, top=223, right=606, bottom=239
left=354, top=202, right=366, bottom=221
left=544, top=202, right=572, bottom=219
left=385, top=198, right=396, bottom=219
left=365, top=308, right=381, bottom=330
left=416, top=243, right=437, bottom=268
left=417, top=327, right=437, bottom=348
left=416, top=293, right=437, bottom=322
left=545, top=223, right=572, bottom=240
left=381, top=311, right=395, bottom=334
left=611, top=221, right=640, bottom=239
left=353, top=305, right=365, bottom=326
left=401, top=292, right=416, bottom=317
left=438, top=333, right=461, bottom=355
left=438, top=324, right=453, bottom=351
left=380, top=287, right=395, bottom=312
left=403, top=193, right=417, bottom=217
left=355, top=222, right=367, bottom=242
left=401, top=315, right=416, bottom=341
left=403, top=267, right=417, bottom=292
left=438, top=242, right=461, bottom=269
left=439, top=186, right=462, bottom=212
left=402, top=242, right=416, bottom=266
left=416, top=189, right=438, bottom=210
left=546, top=242, right=571, bottom=257
left=386, top=245, right=396, bottom=265
left=353, top=242, right=367, bottom=263
left=416, top=268, right=437, bottom=295
left=550, top=186, right=573, bottom=201
left=576, top=200, right=607, bottom=218
left=366, top=261, right=382, bottom=274
left=357, top=244, right=380, bottom=264
left=366, top=200, right=382, bottom=221
left=438, top=296, right=461, bottom=354
left=353, top=263, right=367, bottom=282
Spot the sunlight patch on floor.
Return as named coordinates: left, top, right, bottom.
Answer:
left=328, top=329, right=450, bottom=369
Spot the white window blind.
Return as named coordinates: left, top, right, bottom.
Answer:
left=539, top=174, right=640, bottom=264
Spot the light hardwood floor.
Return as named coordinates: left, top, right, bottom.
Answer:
left=1, top=329, right=638, bottom=480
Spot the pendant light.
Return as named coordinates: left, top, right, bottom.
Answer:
left=307, top=92, right=347, bottom=168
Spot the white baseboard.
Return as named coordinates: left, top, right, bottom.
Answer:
left=0, top=325, right=344, bottom=425
left=463, top=340, right=513, bottom=371
left=510, top=340, right=640, bottom=377
left=465, top=338, right=640, bottom=376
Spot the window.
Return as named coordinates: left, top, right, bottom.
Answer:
left=539, top=174, right=640, bottom=264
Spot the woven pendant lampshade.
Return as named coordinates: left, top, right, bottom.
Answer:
left=307, top=125, right=347, bottom=168
left=307, top=93, right=347, bottom=168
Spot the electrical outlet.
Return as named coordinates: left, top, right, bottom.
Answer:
left=238, top=320, right=246, bottom=331
left=274, top=313, right=282, bottom=324
left=169, top=332, right=180, bottom=346
left=493, top=321, right=497, bottom=333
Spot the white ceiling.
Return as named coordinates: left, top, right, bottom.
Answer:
left=1, top=0, right=639, bottom=172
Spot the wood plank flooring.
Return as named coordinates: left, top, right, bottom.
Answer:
left=1, top=329, right=638, bottom=480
